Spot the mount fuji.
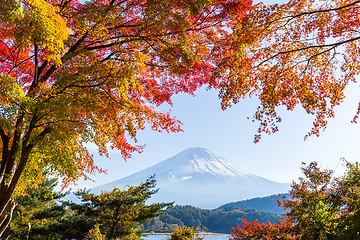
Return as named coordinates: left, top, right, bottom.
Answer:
left=91, top=147, right=290, bottom=209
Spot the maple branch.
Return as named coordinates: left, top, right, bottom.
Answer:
left=33, top=119, right=85, bottom=128
left=14, top=49, right=21, bottom=69
left=192, top=9, right=207, bottom=25
left=0, top=119, right=51, bottom=202
left=100, top=52, right=116, bottom=63
left=0, top=128, right=9, bottom=184
left=0, top=41, right=32, bottom=74
left=41, top=62, right=116, bottom=105
left=251, top=0, right=360, bottom=31
left=59, top=0, right=73, bottom=12
left=192, top=7, right=218, bottom=27
left=0, top=41, right=14, bottom=63
left=5, top=114, right=25, bottom=171
left=7, top=55, right=33, bottom=75
left=0, top=40, right=17, bottom=62
left=284, top=0, right=360, bottom=20
left=255, top=36, right=360, bottom=68
left=105, top=12, right=140, bottom=31
left=0, top=128, right=8, bottom=154
left=0, top=42, right=32, bottom=76
left=106, top=24, right=139, bottom=31
left=37, top=60, right=49, bottom=79
left=296, top=45, right=338, bottom=82
left=21, top=114, right=41, bottom=150
left=36, top=33, right=89, bottom=89
left=32, top=42, right=39, bottom=89
left=31, top=126, right=52, bottom=143
left=98, top=84, right=123, bottom=106
left=86, top=18, right=221, bottom=52
left=85, top=41, right=125, bottom=51
left=244, top=1, right=360, bottom=48
left=36, top=0, right=121, bottom=89
left=306, top=45, right=338, bottom=65
left=58, top=81, right=109, bottom=90
left=0, top=112, right=26, bottom=202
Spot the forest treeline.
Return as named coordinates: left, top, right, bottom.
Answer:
left=141, top=205, right=281, bottom=234
left=2, top=174, right=283, bottom=238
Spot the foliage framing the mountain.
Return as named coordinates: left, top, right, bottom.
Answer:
left=142, top=205, right=282, bottom=234
left=217, top=0, right=360, bottom=142
left=0, top=0, right=252, bottom=235
left=229, top=160, right=360, bottom=239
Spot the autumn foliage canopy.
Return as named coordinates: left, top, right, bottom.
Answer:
left=217, top=0, right=360, bottom=141
left=0, top=0, right=252, bottom=235
left=1, top=0, right=360, bottom=236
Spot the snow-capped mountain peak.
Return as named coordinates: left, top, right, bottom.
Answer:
left=91, top=147, right=290, bottom=208
left=160, top=147, right=251, bottom=178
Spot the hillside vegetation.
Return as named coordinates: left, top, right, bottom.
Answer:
left=217, top=193, right=290, bottom=214
left=142, top=205, right=282, bottom=234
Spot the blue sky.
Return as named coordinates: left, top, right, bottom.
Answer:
left=65, top=0, right=360, bottom=192
left=70, top=80, right=360, bottom=191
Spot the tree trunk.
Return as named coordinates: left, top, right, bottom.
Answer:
left=0, top=123, right=34, bottom=237
left=0, top=198, right=17, bottom=236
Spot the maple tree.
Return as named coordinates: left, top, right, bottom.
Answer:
left=215, top=0, right=360, bottom=142
left=230, top=216, right=297, bottom=240
left=3, top=0, right=359, bottom=235
left=0, top=0, right=252, bottom=235
left=229, top=161, right=360, bottom=239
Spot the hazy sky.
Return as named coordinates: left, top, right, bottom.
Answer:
left=69, top=79, right=360, bottom=191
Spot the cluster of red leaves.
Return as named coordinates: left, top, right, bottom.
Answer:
left=230, top=217, right=297, bottom=240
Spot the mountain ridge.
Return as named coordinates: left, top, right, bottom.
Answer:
left=91, top=147, right=290, bottom=208
left=216, top=193, right=291, bottom=214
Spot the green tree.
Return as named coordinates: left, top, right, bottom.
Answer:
left=2, top=176, right=68, bottom=239
left=280, top=162, right=342, bottom=239
left=167, top=226, right=204, bottom=240
left=330, top=161, right=360, bottom=239
left=63, top=175, right=172, bottom=240
left=2, top=175, right=171, bottom=240
left=85, top=224, right=106, bottom=240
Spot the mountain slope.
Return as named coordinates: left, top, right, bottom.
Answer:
left=91, top=147, right=290, bottom=209
left=217, top=193, right=291, bottom=214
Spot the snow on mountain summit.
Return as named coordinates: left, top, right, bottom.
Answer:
left=143, top=147, right=252, bottom=179
left=90, top=147, right=290, bottom=209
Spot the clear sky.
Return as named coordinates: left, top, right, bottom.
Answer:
left=63, top=0, right=360, bottom=191
left=69, top=79, right=360, bottom=191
